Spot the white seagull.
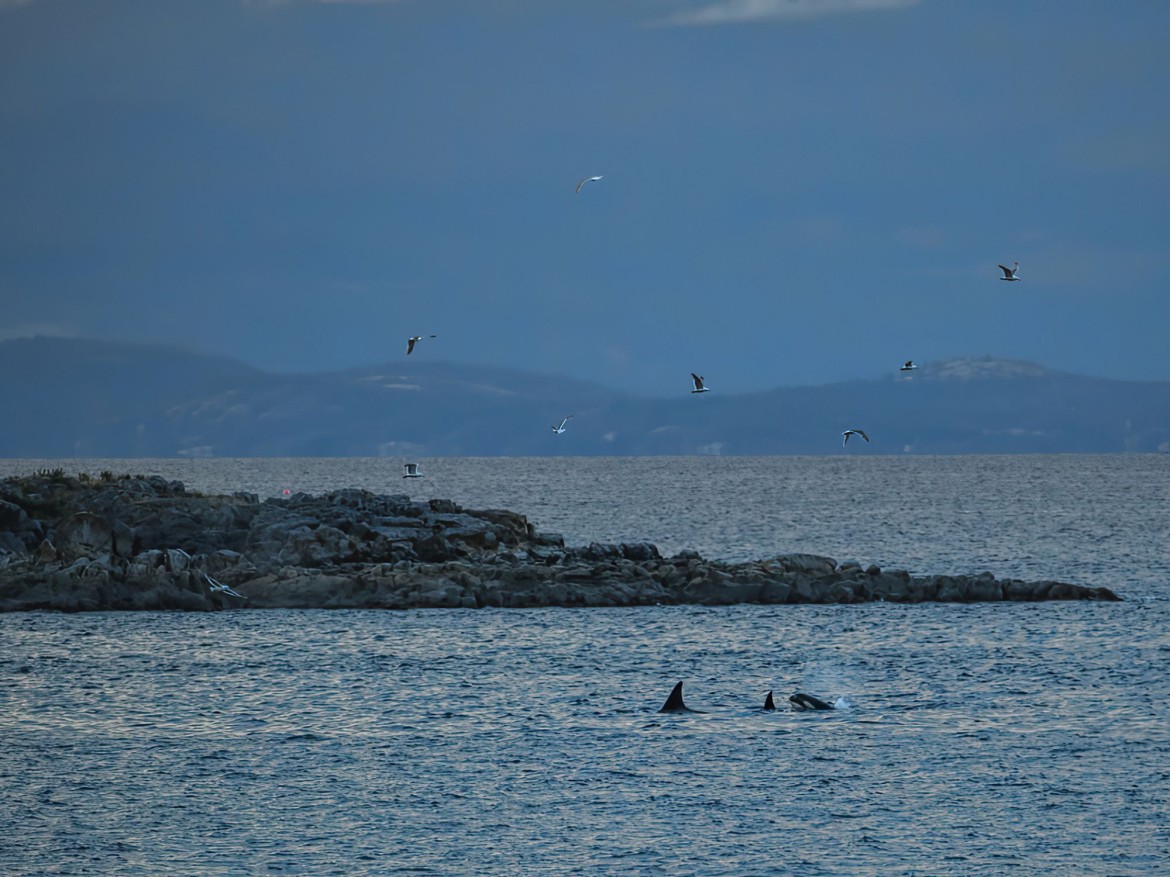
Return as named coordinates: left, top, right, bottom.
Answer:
left=842, top=429, right=870, bottom=447
left=575, top=175, right=603, bottom=193
left=406, top=334, right=437, bottom=355
left=551, top=415, right=573, bottom=435
left=403, top=462, right=423, bottom=478
left=204, top=572, right=244, bottom=599
left=690, top=373, right=710, bottom=394
left=998, top=261, right=1021, bottom=282
left=900, top=360, right=918, bottom=372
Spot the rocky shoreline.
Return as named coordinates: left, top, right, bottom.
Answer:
left=0, top=471, right=1121, bottom=612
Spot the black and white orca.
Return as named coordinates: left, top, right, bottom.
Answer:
left=789, top=692, right=835, bottom=711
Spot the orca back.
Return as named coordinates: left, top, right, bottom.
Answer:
left=789, top=692, right=834, bottom=711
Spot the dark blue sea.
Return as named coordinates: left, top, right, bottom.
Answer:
left=2, top=455, right=1168, bottom=876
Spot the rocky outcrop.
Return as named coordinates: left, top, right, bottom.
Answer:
left=0, top=471, right=1122, bottom=612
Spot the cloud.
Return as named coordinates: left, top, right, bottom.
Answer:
left=659, top=0, right=921, bottom=27
left=241, top=0, right=402, bottom=6
left=602, top=345, right=631, bottom=369
left=1059, top=127, right=1170, bottom=176
left=792, top=215, right=846, bottom=247
left=895, top=224, right=950, bottom=251
left=0, top=323, right=80, bottom=341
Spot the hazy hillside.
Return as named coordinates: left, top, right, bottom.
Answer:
left=2, top=338, right=1168, bottom=456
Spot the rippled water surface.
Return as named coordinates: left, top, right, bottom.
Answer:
left=2, top=455, right=1169, bottom=875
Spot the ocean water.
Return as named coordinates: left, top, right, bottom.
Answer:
left=2, top=455, right=1169, bottom=876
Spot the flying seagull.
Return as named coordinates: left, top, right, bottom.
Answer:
left=998, top=261, right=1021, bottom=282
left=204, top=572, right=244, bottom=599
left=575, top=175, right=603, bottom=193
left=900, top=360, right=918, bottom=372
left=842, top=429, right=870, bottom=447
left=406, top=335, right=437, bottom=355
left=403, top=462, right=423, bottom=478
left=690, top=373, right=710, bottom=394
left=551, top=415, right=573, bottom=435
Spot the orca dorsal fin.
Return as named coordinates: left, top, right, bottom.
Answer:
left=658, top=680, right=708, bottom=713
left=764, top=690, right=776, bottom=711
left=660, top=681, right=687, bottom=712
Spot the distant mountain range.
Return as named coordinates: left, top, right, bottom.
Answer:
left=3, top=337, right=1168, bottom=457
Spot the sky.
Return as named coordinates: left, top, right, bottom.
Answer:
left=1, top=0, right=1168, bottom=395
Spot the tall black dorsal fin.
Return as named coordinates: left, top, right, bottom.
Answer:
left=660, top=681, right=687, bottom=712
left=763, top=690, right=776, bottom=711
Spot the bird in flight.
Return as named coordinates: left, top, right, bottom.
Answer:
left=842, top=429, right=870, bottom=447
left=690, top=373, right=710, bottom=394
left=204, top=572, right=244, bottom=599
left=900, top=360, right=918, bottom=372
left=406, top=334, right=437, bottom=355
left=576, top=175, right=603, bottom=193
left=998, top=261, right=1021, bottom=282
left=551, top=415, right=573, bottom=435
